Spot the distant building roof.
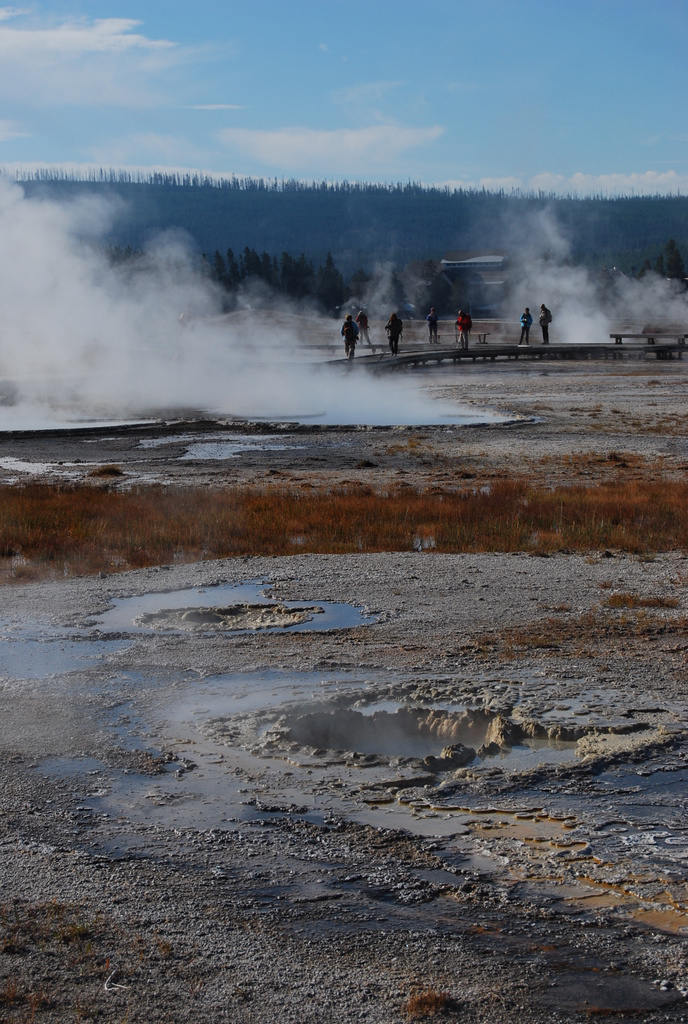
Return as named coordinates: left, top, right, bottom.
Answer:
left=441, top=250, right=509, bottom=269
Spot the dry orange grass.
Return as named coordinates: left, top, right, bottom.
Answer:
left=0, top=476, right=687, bottom=581
left=404, top=988, right=457, bottom=1018
left=605, top=592, right=680, bottom=609
left=467, top=609, right=688, bottom=661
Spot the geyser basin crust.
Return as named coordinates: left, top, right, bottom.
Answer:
left=3, top=551, right=688, bottom=1020
left=136, top=601, right=324, bottom=631
left=2, top=349, right=688, bottom=1021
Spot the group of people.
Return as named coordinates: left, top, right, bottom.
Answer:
left=430, top=303, right=553, bottom=348
left=427, top=307, right=472, bottom=349
left=340, top=310, right=403, bottom=359
left=519, top=304, right=553, bottom=345
left=341, top=302, right=554, bottom=359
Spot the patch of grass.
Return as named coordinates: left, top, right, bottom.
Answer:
left=469, top=608, right=688, bottom=660
left=1, top=900, right=95, bottom=955
left=88, top=464, right=124, bottom=478
left=0, top=898, right=211, bottom=1021
left=404, top=988, right=458, bottom=1018
left=0, top=978, right=49, bottom=1020
left=605, top=592, right=680, bottom=609
left=386, top=436, right=430, bottom=455
left=0, top=475, right=687, bottom=581
left=1, top=975, right=18, bottom=1004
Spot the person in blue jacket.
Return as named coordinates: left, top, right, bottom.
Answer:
left=519, top=307, right=533, bottom=345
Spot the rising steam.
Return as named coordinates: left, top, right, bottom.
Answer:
left=0, top=180, right=684, bottom=431
left=503, top=207, right=688, bottom=343
left=0, top=178, right=495, bottom=427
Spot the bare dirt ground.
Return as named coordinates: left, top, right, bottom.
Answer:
left=1, top=318, right=688, bottom=1022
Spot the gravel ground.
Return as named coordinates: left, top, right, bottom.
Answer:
left=1, top=343, right=688, bottom=1022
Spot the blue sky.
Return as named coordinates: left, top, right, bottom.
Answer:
left=0, top=0, right=686, bottom=194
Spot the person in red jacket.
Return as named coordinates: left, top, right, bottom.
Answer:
left=355, top=310, right=372, bottom=348
left=455, top=309, right=472, bottom=350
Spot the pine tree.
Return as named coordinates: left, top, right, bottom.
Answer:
left=665, top=239, right=686, bottom=281
left=315, top=252, right=346, bottom=314
left=225, top=248, right=240, bottom=286
left=260, top=251, right=274, bottom=284
left=293, top=253, right=315, bottom=299
left=280, top=252, right=296, bottom=295
left=242, top=246, right=262, bottom=278
left=349, top=267, right=371, bottom=296
left=212, top=250, right=228, bottom=288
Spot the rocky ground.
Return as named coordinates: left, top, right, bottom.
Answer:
left=1, top=323, right=688, bottom=1022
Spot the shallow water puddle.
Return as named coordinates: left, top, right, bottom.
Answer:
left=268, top=702, right=580, bottom=768
left=137, top=431, right=305, bottom=459
left=13, top=585, right=688, bottom=939
left=29, top=662, right=688, bottom=936
left=0, top=628, right=129, bottom=678
left=96, top=581, right=375, bottom=633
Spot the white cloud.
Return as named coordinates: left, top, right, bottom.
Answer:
left=440, top=170, right=688, bottom=197
left=332, top=80, right=405, bottom=125
left=0, top=118, right=28, bottom=141
left=0, top=12, right=173, bottom=55
left=89, top=133, right=211, bottom=168
left=0, top=10, right=179, bottom=107
left=216, top=124, right=444, bottom=173
left=529, top=170, right=688, bottom=196
left=334, top=81, right=403, bottom=106
left=184, top=104, right=246, bottom=111
left=0, top=7, right=28, bottom=22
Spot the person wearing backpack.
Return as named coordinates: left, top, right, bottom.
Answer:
left=385, top=312, right=403, bottom=355
left=355, top=310, right=372, bottom=348
left=455, top=309, right=472, bottom=350
left=341, top=313, right=359, bottom=360
left=539, top=303, right=553, bottom=344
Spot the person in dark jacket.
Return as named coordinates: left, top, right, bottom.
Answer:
left=539, top=304, right=553, bottom=344
left=426, top=307, right=439, bottom=344
left=385, top=312, right=403, bottom=355
left=341, top=313, right=359, bottom=360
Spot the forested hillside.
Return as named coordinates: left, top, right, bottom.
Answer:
left=12, top=170, right=688, bottom=276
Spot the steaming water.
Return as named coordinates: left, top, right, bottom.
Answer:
left=2, top=178, right=687, bottom=432
left=96, top=581, right=376, bottom=633
left=0, top=363, right=508, bottom=431
left=0, top=178, right=514, bottom=430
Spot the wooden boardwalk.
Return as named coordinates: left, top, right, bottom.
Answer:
left=341, top=340, right=685, bottom=370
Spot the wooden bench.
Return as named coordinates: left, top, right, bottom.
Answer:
left=610, top=333, right=688, bottom=346
left=454, top=331, right=490, bottom=345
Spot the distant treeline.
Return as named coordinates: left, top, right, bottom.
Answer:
left=203, top=246, right=347, bottom=311
left=8, top=169, right=688, bottom=276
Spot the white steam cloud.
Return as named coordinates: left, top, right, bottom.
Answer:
left=503, top=207, right=688, bottom=343
left=1, top=181, right=683, bottom=434
left=0, top=179, right=486, bottom=428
